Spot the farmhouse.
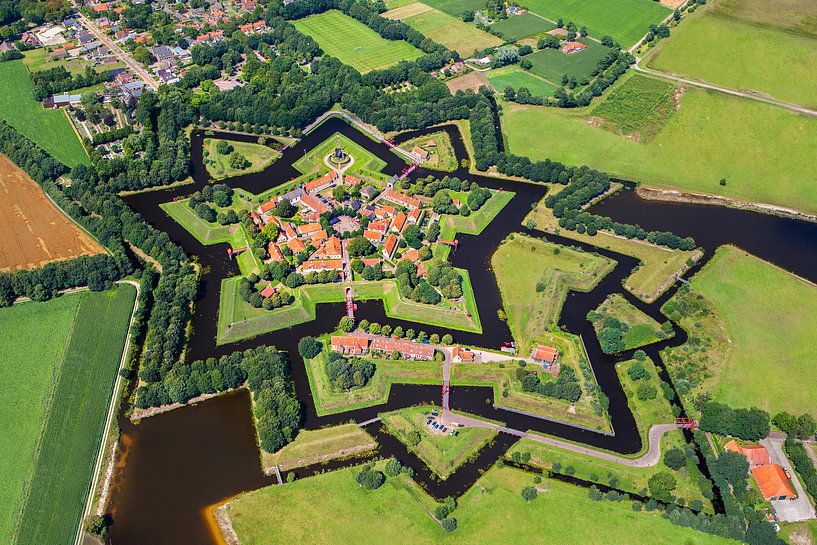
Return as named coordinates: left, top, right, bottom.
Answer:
left=561, top=41, right=588, bottom=54
left=724, top=440, right=771, bottom=468
left=412, top=146, right=431, bottom=160
left=371, top=337, right=435, bottom=360
left=330, top=335, right=370, bottom=355
left=751, top=465, right=797, bottom=501
left=531, top=344, right=558, bottom=364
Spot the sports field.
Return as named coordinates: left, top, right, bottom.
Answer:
left=501, top=77, right=817, bottom=215
left=490, top=12, right=553, bottom=41
left=293, top=10, right=423, bottom=73
left=686, top=246, right=817, bottom=418
left=227, top=465, right=738, bottom=545
left=1, top=285, right=136, bottom=545
left=522, top=0, right=670, bottom=47
left=0, top=61, right=89, bottom=167
left=384, top=3, right=501, bottom=56
left=0, top=155, right=104, bottom=272
left=487, top=65, right=556, bottom=97
left=525, top=39, right=611, bottom=82
left=646, top=0, right=817, bottom=108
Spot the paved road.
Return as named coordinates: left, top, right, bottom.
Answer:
left=74, top=9, right=159, bottom=91
left=760, top=436, right=817, bottom=522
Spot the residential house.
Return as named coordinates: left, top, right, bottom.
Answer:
left=300, top=259, right=343, bottom=273
left=259, top=284, right=276, bottom=298
left=530, top=344, right=560, bottom=376
left=299, top=193, right=330, bottom=214
left=297, top=222, right=323, bottom=237
left=381, top=189, right=421, bottom=210
left=391, top=211, right=407, bottom=234
left=382, top=234, right=398, bottom=260
left=331, top=335, right=370, bottom=355
left=561, top=41, right=587, bottom=54
left=751, top=465, right=797, bottom=501
left=360, top=185, right=378, bottom=201
left=724, top=441, right=771, bottom=468
left=371, top=336, right=434, bottom=360
left=412, top=146, right=430, bottom=160
left=451, top=346, right=475, bottom=363
left=287, top=238, right=306, bottom=254
left=305, top=171, right=339, bottom=193
left=363, top=230, right=382, bottom=244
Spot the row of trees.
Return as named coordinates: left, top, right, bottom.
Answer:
left=699, top=401, right=770, bottom=441
left=30, top=65, right=111, bottom=101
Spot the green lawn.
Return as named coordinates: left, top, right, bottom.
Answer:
left=0, top=60, right=89, bottom=167
left=395, top=130, right=458, bottom=172
left=227, top=465, right=738, bottom=545
left=292, top=131, right=390, bottom=178
left=525, top=39, right=612, bottom=82
left=522, top=0, right=670, bottom=47
left=381, top=405, right=496, bottom=479
left=1, top=285, right=136, bottom=545
left=681, top=246, right=817, bottom=418
left=293, top=10, right=423, bottom=73
left=435, top=189, right=514, bottom=259
left=590, top=293, right=668, bottom=353
left=384, top=3, right=502, bottom=57
left=491, top=234, right=615, bottom=351
left=487, top=65, right=556, bottom=97
left=524, top=193, right=700, bottom=303
left=501, top=82, right=817, bottom=215
left=262, top=423, right=376, bottom=471
left=420, top=0, right=486, bottom=17
left=491, top=12, right=554, bottom=41
left=203, top=138, right=281, bottom=180
left=646, top=0, right=817, bottom=109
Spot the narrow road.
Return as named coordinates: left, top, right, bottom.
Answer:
left=73, top=8, right=159, bottom=91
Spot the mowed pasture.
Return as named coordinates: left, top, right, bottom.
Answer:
left=384, top=3, right=502, bottom=56
left=293, top=10, right=423, bottom=73
left=490, top=12, right=553, bottom=41
left=647, top=0, right=817, bottom=108
left=1, top=285, right=136, bottom=545
left=522, top=0, right=670, bottom=47
left=501, top=77, right=817, bottom=215
left=421, top=0, right=485, bottom=17
left=0, top=154, right=104, bottom=272
left=488, top=66, right=556, bottom=97
left=525, top=39, right=611, bottom=82
left=689, top=246, right=817, bottom=418
left=0, top=61, right=89, bottom=167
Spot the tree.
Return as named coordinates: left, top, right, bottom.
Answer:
left=442, top=334, right=453, bottom=345
left=746, top=521, right=780, bottom=545
left=348, top=236, right=374, bottom=256
left=663, top=447, right=686, bottom=470
left=384, top=458, right=402, bottom=477
left=521, top=486, right=538, bottom=502
left=461, top=9, right=474, bottom=22
left=647, top=471, right=677, bottom=501
left=356, top=466, right=385, bottom=490
left=713, top=451, right=749, bottom=491
left=338, top=316, right=355, bottom=332
left=215, top=140, right=232, bottom=154
left=441, top=518, right=457, bottom=533
left=298, top=336, right=322, bottom=360
left=636, top=383, right=657, bottom=401
left=627, top=361, right=650, bottom=381
left=333, top=185, right=348, bottom=202
left=228, top=151, right=249, bottom=169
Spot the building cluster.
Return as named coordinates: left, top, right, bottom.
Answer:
left=723, top=440, right=797, bottom=502
left=331, top=335, right=436, bottom=360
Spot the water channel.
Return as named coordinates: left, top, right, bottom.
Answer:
left=108, top=118, right=817, bottom=545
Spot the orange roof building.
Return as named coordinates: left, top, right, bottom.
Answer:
left=382, top=234, right=398, bottom=260
left=400, top=248, right=420, bottom=263
left=267, top=243, right=285, bottom=261
left=724, top=440, right=771, bottom=468
left=314, top=236, right=342, bottom=259
left=259, top=284, right=276, bottom=298
left=299, top=193, right=330, bottom=214
left=562, top=41, right=588, bottom=54
left=408, top=207, right=424, bottom=224
left=301, top=259, right=342, bottom=273
left=371, top=336, right=434, bottom=360
left=305, top=171, right=339, bottom=193
left=344, top=175, right=362, bottom=187
left=363, top=229, right=382, bottom=243
left=451, top=346, right=475, bottom=362
left=412, top=146, right=430, bottom=160
left=531, top=344, right=558, bottom=363
left=391, top=211, right=407, bottom=234
left=287, top=238, right=306, bottom=254
left=751, top=464, right=796, bottom=501
left=381, top=189, right=421, bottom=210
left=297, top=222, right=323, bottom=236
left=331, top=335, right=370, bottom=355
left=369, top=219, right=390, bottom=233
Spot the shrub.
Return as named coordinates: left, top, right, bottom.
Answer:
left=356, top=467, right=385, bottom=490
left=521, top=486, right=538, bottom=502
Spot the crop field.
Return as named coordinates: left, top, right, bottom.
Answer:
left=0, top=61, right=89, bottom=167
left=525, top=39, right=611, bottom=82
left=227, top=465, right=738, bottom=545
left=420, top=0, right=486, bottom=17
left=487, top=66, right=556, bottom=97
left=685, top=246, right=817, bottom=418
left=490, top=12, right=553, bottom=41
left=646, top=0, right=817, bottom=108
left=1, top=285, right=135, bottom=545
left=384, top=3, right=502, bottom=56
left=501, top=82, right=817, bottom=215
left=522, top=0, right=670, bottom=47
left=293, top=10, right=423, bottom=73
left=0, top=155, right=104, bottom=272
left=590, top=74, right=678, bottom=142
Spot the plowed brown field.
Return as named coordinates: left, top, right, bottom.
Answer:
left=0, top=154, right=103, bottom=272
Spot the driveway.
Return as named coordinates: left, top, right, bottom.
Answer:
left=760, top=436, right=817, bottom=522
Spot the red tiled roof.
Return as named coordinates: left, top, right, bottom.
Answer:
left=287, top=238, right=306, bottom=254
left=299, top=193, right=329, bottom=214
left=344, top=175, right=362, bottom=186
left=305, top=171, right=338, bottom=193
left=283, top=223, right=298, bottom=240
left=371, top=336, right=434, bottom=359
left=259, top=198, right=278, bottom=213
left=301, top=259, right=342, bottom=272
left=531, top=344, right=558, bottom=362
left=369, top=219, right=390, bottom=233
left=331, top=335, right=369, bottom=354
left=382, top=189, right=421, bottom=209
left=298, top=222, right=322, bottom=235
left=268, top=243, right=285, bottom=261
left=399, top=248, right=420, bottom=263
left=260, top=284, right=275, bottom=298
left=362, top=258, right=381, bottom=267
left=562, top=41, right=587, bottom=53
left=752, top=464, right=796, bottom=500
left=452, top=346, right=474, bottom=362
left=408, top=208, right=423, bottom=223
left=391, top=211, right=407, bottom=234
left=383, top=234, right=398, bottom=259
left=412, top=145, right=430, bottom=159
left=724, top=440, right=771, bottom=467
left=363, top=230, right=382, bottom=243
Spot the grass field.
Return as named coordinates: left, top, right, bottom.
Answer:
left=590, top=74, right=678, bottom=142
left=0, top=60, right=89, bottom=167
left=420, top=0, right=486, bottom=17
left=524, top=193, right=700, bottom=302
left=227, top=465, right=737, bottom=545
left=501, top=80, right=817, bottom=215
left=435, top=189, right=514, bottom=259
left=262, top=424, right=376, bottom=471
left=590, top=293, right=668, bottom=353
left=0, top=285, right=135, bottom=545
left=293, top=132, right=389, bottom=178
left=525, top=39, right=612, bottom=82
left=680, top=246, right=817, bottom=418
left=384, top=3, right=502, bottom=57
left=203, top=138, right=280, bottom=180
left=395, top=130, right=458, bottom=172
left=293, top=10, right=423, bottom=73
left=491, top=12, right=553, bottom=41
left=487, top=65, right=556, bottom=97
left=522, top=0, right=670, bottom=47
left=491, top=234, right=615, bottom=351
left=381, top=405, right=496, bottom=479
left=646, top=0, right=817, bottom=108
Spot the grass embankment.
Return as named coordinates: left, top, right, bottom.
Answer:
left=590, top=293, right=669, bottom=352
left=646, top=0, right=817, bottom=109
left=665, top=245, right=817, bottom=418
left=0, top=286, right=135, bottom=545
left=293, top=10, right=423, bottom=73
left=203, top=138, right=280, bottom=180
left=262, top=424, right=377, bottom=471
left=381, top=405, right=496, bottom=479
left=0, top=60, right=88, bottom=167
left=292, top=131, right=390, bottom=178
left=524, top=194, right=700, bottom=302
left=218, top=268, right=481, bottom=345
left=395, top=129, right=458, bottom=172
left=383, top=3, right=502, bottom=57
left=434, top=189, right=514, bottom=260
left=451, top=331, right=611, bottom=431
left=502, top=73, right=817, bottom=215
left=304, top=341, right=442, bottom=415
left=487, top=65, right=556, bottom=98
left=227, top=465, right=738, bottom=545
left=491, top=234, right=614, bottom=352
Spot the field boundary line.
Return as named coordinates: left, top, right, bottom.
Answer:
left=39, top=179, right=111, bottom=255
left=63, top=109, right=91, bottom=162
left=73, top=280, right=141, bottom=545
